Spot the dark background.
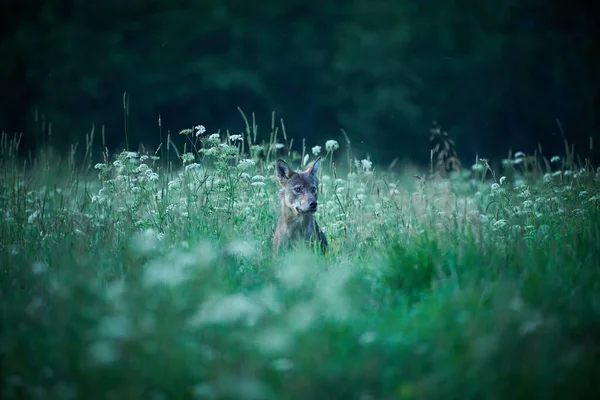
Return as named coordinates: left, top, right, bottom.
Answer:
left=1, top=0, right=599, bottom=166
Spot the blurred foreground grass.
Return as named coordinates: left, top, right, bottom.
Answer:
left=1, top=120, right=599, bottom=399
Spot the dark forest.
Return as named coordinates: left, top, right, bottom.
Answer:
left=2, top=0, right=599, bottom=165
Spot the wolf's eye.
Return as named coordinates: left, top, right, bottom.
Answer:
left=294, top=186, right=302, bottom=193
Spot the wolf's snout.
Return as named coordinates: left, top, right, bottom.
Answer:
left=309, top=201, right=318, bottom=210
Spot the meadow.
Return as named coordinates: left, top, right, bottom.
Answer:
left=1, top=114, right=599, bottom=399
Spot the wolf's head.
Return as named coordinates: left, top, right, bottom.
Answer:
left=275, top=157, right=321, bottom=214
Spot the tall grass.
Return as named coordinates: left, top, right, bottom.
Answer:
left=1, top=114, right=599, bottom=399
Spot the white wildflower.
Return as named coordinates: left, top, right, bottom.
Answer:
left=514, top=152, right=526, bottom=158
left=237, top=159, right=255, bottom=171
left=181, top=153, right=195, bottom=164
left=550, top=155, right=560, bottom=163
left=143, top=260, right=188, bottom=287
left=226, top=240, right=256, bottom=258
left=208, top=133, right=220, bottom=143
left=564, top=170, right=572, bottom=176
left=359, top=331, right=377, bottom=345
left=251, top=181, right=265, bottom=187
left=185, top=163, right=201, bottom=171
left=229, top=134, right=243, bottom=142
left=499, top=176, right=506, bottom=185
left=523, top=200, right=533, bottom=208
left=360, top=159, right=373, bottom=172
left=201, top=147, right=218, bottom=156
left=312, top=145, right=322, bottom=156
left=189, top=293, right=263, bottom=327
left=574, top=168, right=586, bottom=179
left=579, top=191, right=589, bottom=198
left=31, top=261, right=49, bottom=275
left=493, top=219, right=508, bottom=229
left=94, top=163, right=107, bottom=170
left=131, top=228, right=163, bottom=254
left=252, top=175, right=266, bottom=181
left=135, top=163, right=149, bottom=173
left=325, top=140, right=339, bottom=152
left=91, top=195, right=104, bottom=204
left=195, top=125, right=206, bottom=136
left=491, top=183, right=501, bottom=191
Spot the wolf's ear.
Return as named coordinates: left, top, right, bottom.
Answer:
left=307, top=156, right=321, bottom=177
left=275, top=159, right=294, bottom=186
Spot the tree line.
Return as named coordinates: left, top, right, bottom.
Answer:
left=1, top=0, right=598, bottom=165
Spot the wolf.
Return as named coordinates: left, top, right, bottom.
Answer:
left=272, top=157, right=328, bottom=255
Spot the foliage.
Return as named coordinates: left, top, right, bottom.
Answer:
left=1, top=0, right=598, bottom=164
left=1, top=115, right=600, bottom=399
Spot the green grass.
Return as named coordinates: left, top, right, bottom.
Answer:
left=1, top=116, right=600, bottom=399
